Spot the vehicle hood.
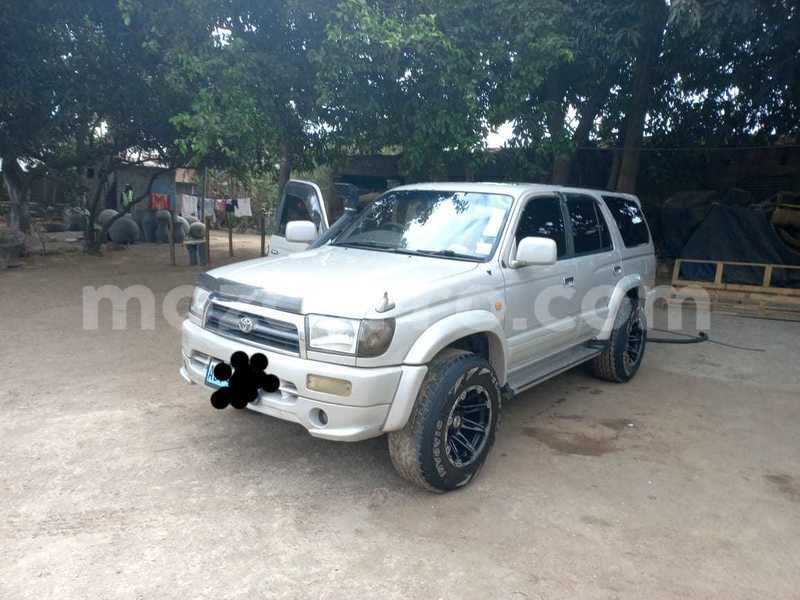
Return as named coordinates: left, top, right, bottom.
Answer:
left=206, top=245, right=481, bottom=318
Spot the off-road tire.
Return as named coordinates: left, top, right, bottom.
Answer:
left=388, top=349, right=501, bottom=492
left=591, top=296, right=647, bottom=383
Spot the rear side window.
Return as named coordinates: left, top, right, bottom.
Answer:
left=602, top=196, right=650, bottom=248
left=565, top=194, right=612, bottom=255
left=516, top=196, right=567, bottom=258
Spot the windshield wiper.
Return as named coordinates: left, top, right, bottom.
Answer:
left=412, top=249, right=482, bottom=262
left=334, top=240, right=396, bottom=250
left=334, top=241, right=482, bottom=262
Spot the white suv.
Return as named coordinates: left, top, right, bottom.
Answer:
left=181, top=183, right=656, bottom=491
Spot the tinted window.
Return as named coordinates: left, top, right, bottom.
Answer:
left=602, top=195, right=650, bottom=247
left=515, top=196, right=567, bottom=258
left=566, top=194, right=612, bottom=255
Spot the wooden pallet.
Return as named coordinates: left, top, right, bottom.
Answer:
left=670, top=258, right=800, bottom=319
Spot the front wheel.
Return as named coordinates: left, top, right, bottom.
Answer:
left=388, top=349, right=501, bottom=492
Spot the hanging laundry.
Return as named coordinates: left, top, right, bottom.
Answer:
left=234, top=197, right=253, bottom=217
left=214, top=199, right=229, bottom=227
left=203, top=197, right=215, bottom=216
left=149, top=192, right=170, bottom=211
left=179, top=194, right=199, bottom=218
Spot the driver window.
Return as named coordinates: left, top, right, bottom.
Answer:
left=515, top=196, right=567, bottom=258
left=278, top=183, right=327, bottom=236
left=278, top=192, right=312, bottom=236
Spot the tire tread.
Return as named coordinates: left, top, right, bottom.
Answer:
left=590, top=297, right=644, bottom=383
left=388, top=349, right=483, bottom=492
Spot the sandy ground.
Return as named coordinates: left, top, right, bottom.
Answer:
left=1, top=235, right=799, bottom=600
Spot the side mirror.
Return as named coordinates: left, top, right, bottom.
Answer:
left=286, top=220, right=317, bottom=244
left=512, top=237, right=557, bottom=267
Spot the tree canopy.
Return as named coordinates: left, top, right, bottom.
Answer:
left=2, top=0, right=798, bottom=243
left=1, top=0, right=195, bottom=242
left=652, top=0, right=800, bottom=146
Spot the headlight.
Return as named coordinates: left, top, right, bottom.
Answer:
left=190, top=287, right=211, bottom=318
left=306, top=315, right=396, bottom=357
left=357, top=319, right=396, bottom=357
left=307, top=315, right=360, bottom=354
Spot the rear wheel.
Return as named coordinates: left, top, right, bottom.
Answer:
left=591, top=296, right=647, bottom=383
left=388, top=349, right=501, bottom=492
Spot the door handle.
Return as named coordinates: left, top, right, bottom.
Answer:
left=613, top=265, right=623, bottom=277
left=271, top=249, right=280, bottom=255
left=563, top=276, right=575, bottom=287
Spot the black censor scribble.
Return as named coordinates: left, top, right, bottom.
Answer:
left=210, top=351, right=280, bottom=410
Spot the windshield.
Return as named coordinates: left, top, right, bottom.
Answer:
left=331, top=190, right=513, bottom=261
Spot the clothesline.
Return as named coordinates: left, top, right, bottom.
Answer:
left=177, top=194, right=253, bottom=218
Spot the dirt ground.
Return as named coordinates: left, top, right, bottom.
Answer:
left=1, top=235, right=799, bottom=599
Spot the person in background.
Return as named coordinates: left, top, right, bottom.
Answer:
left=121, top=184, right=135, bottom=210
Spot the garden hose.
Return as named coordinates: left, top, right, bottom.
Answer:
left=646, top=328, right=765, bottom=352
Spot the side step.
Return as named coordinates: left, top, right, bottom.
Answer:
left=507, top=344, right=603, bottom=397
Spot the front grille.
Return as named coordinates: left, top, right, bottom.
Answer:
left=205, top=304, right=300, bottom=354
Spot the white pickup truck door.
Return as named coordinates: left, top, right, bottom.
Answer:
left=269, top=180, right=328, bottom=258
left=502, top=194, right=581, bottom=371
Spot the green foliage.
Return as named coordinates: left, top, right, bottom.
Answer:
left=2, top=0, right=798, bottom=209
left=652, top=0, right=800, bottom=145
left=156, top=0, right=335, bottom=178
left=488, top=1, right=642, bottom=143
left=1, top=1, right=194, bottom=174
left=316, top=0, right=492, bottom=178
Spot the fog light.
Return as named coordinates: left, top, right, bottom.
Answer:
left=306, top=374, right=352, bottom=397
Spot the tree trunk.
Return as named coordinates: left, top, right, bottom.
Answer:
left=464, top=159, right=475, bottom=182
left=2, top=157, right=31, bottom=234
left=543, top=73, right=570, bottom=184
left=615, top=56, right=650, bottom=193
left=552, top=88, right=607, bottom=186
left=544, top=73, right=565, bottom=140
left=615, top=0, right=669, bottom=194
left=277, top=147, right=292, bottom=200
left=551, top=155, right=572, bottom=185
left=83, top=163, right=113, bottom=254
left=607, top=147, right=623, bottom=190
left=83, top=190, right=106, bottom=254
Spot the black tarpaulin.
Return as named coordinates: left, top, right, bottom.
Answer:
left=661, top=190, right=754, bottom=258
left=679, top=204, right=800, bottom=287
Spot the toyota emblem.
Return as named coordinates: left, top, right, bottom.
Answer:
left=237, top=317, right=255, bottom=334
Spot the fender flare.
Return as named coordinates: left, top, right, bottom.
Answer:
left=382, top=310, right=508, bottom=433
left=404, top=310, right=508, bottom=385
left=597, top=274, right=647, bottom=340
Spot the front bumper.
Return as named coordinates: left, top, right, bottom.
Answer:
left=181, top=319, right=425, bottom=441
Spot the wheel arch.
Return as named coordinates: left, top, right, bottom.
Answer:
left=596, top=275, right=647, bottom=341
left=403, top=310, right=508, bottom=385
